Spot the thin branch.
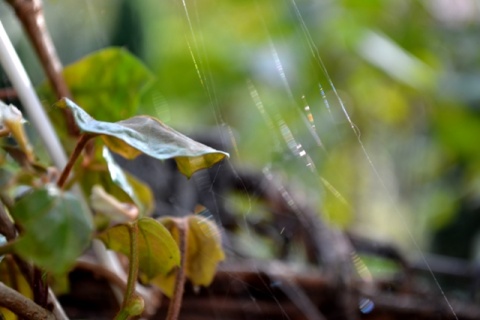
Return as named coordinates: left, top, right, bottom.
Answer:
left=32, top=267, right=47, bottom=309
left=0, top=241, right=15, bottom=256
left=115, top=221, right=141, bottom=320
left=6, top=0, right=78, bottom=135
left=0, top=87, right=16, bottom=100
left=0, top=281, right=55, bottom=320
left=0, top=203, right=16, bottom=240
left=57, top=133, right=94, bottom=189
left=166, top=219, right=188, bottom=320
left=124, top=222, right=139, bottom=305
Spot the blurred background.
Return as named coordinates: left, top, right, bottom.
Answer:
left=1, top=0, right=480, bottom=278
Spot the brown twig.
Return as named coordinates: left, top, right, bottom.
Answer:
left=0, top=203, right=16, bottom=240
left=0, top=281, right=55, bottom=320
left=57, top=133, right=94, bottom=189
left=6, top=0, right=78, bottom=135
left=166, top=219, right=188, bottom=320
left=0, top=87, right=17, bottom=100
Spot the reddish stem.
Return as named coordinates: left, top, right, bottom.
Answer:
left=57, top=134, right=94, bottom=189
left=7, top=0, right=78, bottom=135
left=166, top=219, right=188, bottom=320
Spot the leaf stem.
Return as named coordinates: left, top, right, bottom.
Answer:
left=166, top=219, right=188, bottom=320
left=124, top=222, right=139, bottom=305
left=57, top=133, right=94, bottom=189
left=115, top=221, right=140, bottom=320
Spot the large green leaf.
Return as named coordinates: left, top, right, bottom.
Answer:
left=40, top=47, right=154, bottom=121
left=10, top=186, right=92, bottom=275
left=97, top=217, right=180, bottom=281
left=57, top=98, right=229, bottom=178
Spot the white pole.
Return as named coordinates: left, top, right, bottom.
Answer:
left=0, top=20, right=67, bottom=169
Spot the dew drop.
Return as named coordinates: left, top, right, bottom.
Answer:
left=359, top=298, right=375, bottom=314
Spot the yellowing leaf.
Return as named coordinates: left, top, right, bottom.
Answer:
left=186, top=215, right=225, bottom=286
left=97, top=217, right=180, bottom=281
left=153, top=215, right=225, bottom=297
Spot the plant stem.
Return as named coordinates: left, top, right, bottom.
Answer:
left=124, top=222, right=139, bottom=305
left=6, top=0, right=78, bottom=135
left=32, top=267, right=48, bottom=308
left=0, top=281, right=55, bottom=320
left=57, top=134, right=94, bottom=189
left=0, top=203, right=15, bottom=240
left=114, top=221, right=140, bottom=320
left=0, top=87, right=16, bottom=99
left=0, top=241, right=15, bottom=256
left=0, top=239, right=48, bottom=308
left=166, top=219, right=188, bottom=320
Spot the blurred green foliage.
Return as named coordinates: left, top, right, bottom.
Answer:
left=2, top=0, right=480, bottom=258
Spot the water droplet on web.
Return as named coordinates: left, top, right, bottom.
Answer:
left=359, top=297, right=375, bottom=314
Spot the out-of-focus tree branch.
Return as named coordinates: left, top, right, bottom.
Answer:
left=5, top=0, right=78, bottom=135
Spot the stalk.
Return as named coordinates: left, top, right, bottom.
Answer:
left=57, top=134, right=94, bottom=189
left=115, top=221, right=141, bottom=320
left=166, top=219, right=188, bottom=320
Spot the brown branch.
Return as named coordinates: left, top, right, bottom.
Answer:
left=0, top=87, right=17, bottom=100
left=0, top=281, right=55, bottom=320
left=166, top=219, right=188, bottom=320
left=57, top=133, right=94, bottom=189
left=7, top=0, right=78, bottom=135
left=0, top=203, right=16, bottom=240
left=150, top=260, right=480, bottom=320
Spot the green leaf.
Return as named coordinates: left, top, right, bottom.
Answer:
left=97, top=217, right=180, bottom=281
left=10, top=186, right=92, bottom=275
left=57, top=98, right=229, bottom=178
left=102, top=147, right=153, bottom=216
left=153, top=215, right=224, bottom=297
left=40, top=47, right=154, bottom=121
